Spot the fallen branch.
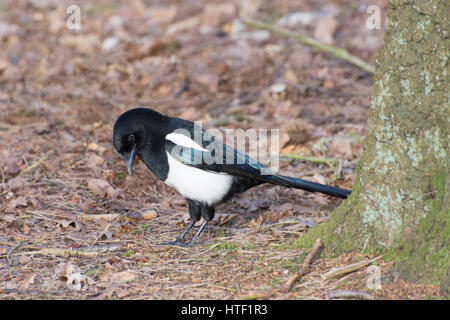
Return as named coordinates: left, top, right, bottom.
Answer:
left=16, top=155, right=48, bottom=177
left=6, top=242, right=23, bottom=265
left=327, top=290, right=372, bottom=300
left=280, top=153, right=347, bottom=179
left=79, top=243, right=122, bottom=253
left=1, top=244, right=122, bottom=258
left=322, top=257, right=381, bottom=280
left=283, top=238, right=323, bottom=291
left=0, top=241, right=40, bottom=249
left=241, top=19, right=375, bottom=74
left=243, top=239, right=323, bottom=297
left=261, top=219, right=306, bottom=231
left=280, top=154, right=338, bottom=170
left=77, top=213, right=121, bottom=222
left=0, top=165, right=5, bottom=184
left=88, top=211, right=127, bottom=249
left=239, top=290, right=273, bottom=300
left=300, top=159, right=359, bottom=178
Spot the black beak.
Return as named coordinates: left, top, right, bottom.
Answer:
left=122, top=144, right=137, bottom=176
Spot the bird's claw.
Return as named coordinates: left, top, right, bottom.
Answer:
left=161, top=239, right=191, bottom=247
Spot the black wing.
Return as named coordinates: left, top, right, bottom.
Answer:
left=165, top=138, right=351, bottom=199
left=165, top=138, right=267, bottom=178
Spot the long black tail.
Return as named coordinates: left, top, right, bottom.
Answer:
left=267, top=175, right=351, bottom=199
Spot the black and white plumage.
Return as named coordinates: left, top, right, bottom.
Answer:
left=113, top=108, right=351, bottom=246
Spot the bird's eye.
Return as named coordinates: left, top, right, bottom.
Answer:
left=127, top=134, right=135, bottom=144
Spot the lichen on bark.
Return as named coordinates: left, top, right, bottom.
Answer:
left=296, top=0, right=449, bottom=294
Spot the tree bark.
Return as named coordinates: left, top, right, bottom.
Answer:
left=297, top=0, right=449, bottom=295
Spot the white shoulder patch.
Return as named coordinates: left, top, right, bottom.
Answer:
left=166, top=132, right=207, bottom=151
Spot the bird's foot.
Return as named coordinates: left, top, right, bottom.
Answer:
left=161, top=239, right=183, bottom=245
left=161, top=239, right=194, bottom=247
left=159, top=220, right=209, bottom=247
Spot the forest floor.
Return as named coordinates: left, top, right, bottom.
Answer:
left=0, top=0, right=444, bottom=299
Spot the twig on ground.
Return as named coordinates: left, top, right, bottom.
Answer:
left=1, top=244, right=122, bottom=259
left=88, top=212, right=124, bottom=249
left=261, top=219, right=305, bottom=231
left=283, top=238, right=323, bottom=291
left=239, top=290, right=273, bottom=300
left=77, top=213, right=121, bottom=222
left=0, top=165, right=5, bottom=184
left=237, top=239, right=323, bottom=298
left=0, top=241, right=41, bottom=250
left=6, top=242, right=23, bottom=265
left=241, top=19, right=375, bottom=74
left=300, top=159, right=359, bottom=179
left=206, top=225, right=248, bottom=234
left=16, top=155, right=48, bottom=177
left=322, top=256, right=381, bottom=280
left=280, top=153, right=339, bottom=174
left=78, top=244, right=122, bottom=253
left=327, top=290, right=372, bottom=300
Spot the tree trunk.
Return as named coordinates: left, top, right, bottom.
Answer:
left=297, top=0, right=449, bottom=295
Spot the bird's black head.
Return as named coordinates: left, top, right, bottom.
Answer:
left=113, top=108, right=167, bottom=176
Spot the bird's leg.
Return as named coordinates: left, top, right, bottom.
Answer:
left=184, top=219, right=208, bottom=247
left=162, top=220, right=196, bottom=245
left=181, top=205, right=214, bottom=246
left=162, top=199, right=201, bottom=246
left=165, top=204, right=214, bottom=247
left=175, top=220, right=196, bottom=242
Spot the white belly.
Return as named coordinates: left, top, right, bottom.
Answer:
left=165, top=152, right=233, bottom=206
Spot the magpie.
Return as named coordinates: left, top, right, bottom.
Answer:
left=113, top=108, right=351, bottom=246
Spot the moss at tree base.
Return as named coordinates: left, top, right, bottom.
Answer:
left=294, top=163, right=449, bottom=297
left=293, top=163, right=366, bottom=255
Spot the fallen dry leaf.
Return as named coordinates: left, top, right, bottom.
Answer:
left=18, top=274, right=36, bottom=290
left=54, top=261, right=80, bottom=281
left=87, top=142, right=107, bottom=153
left=54, top=261, right=94, bottom=291
left=7, top=196, right=28, bottom=210
left=142, top=210, right=158, bottom=220
left=87, top=153, right=105, bottom=167
left=312, top=172, right=327, bottom=185
left=99, top=266, right=114, bottom=283
left=193, top=73, right=220, bottom=93
left=285, top=119, right=315, bottom=145
left=147, top=5, right=177, bottom=25
left=283, top=69, right=299, bottom=84
left=58, top=219, right=83, bottom=231
left=0, top=21, right=18, bottom=40
left=109, top=271, right=136, bottom=283
left=59, top=35, right=99, bottom=54
left=314, top=16, right=338, bottom=45
left=87, top=178, right=119, bottom=198
left=116, top=288, right=132, bottom=298
left=66, top=273, right=92, bottom=291
left=249, top=215, right=263, bottom=227
left=0, top=57, right=11, bottom=72
left=166, top=16, right=200, bottom=35
left=202, top=3, right=236, bottom=27
left=329, top=137, right=360, bottom=159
